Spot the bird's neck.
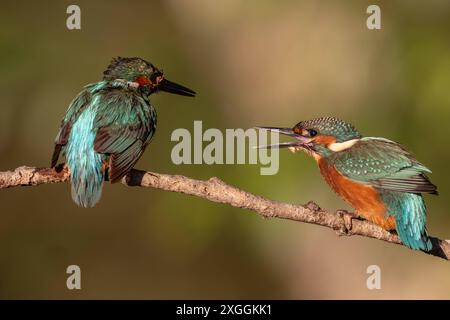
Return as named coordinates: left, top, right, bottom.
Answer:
left=312, top=144, right=335, bottom=159
left=90, top=79, right=150, bottom=96
left=312, top=138, right=361, bottom=159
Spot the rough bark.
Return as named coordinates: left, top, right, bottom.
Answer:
left=1, top=165, right=449, bottom=260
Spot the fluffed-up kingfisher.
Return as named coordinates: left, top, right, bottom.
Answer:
left=51, top=57, right=195, bottom=208
left=258, top=117, right=438, bottom=251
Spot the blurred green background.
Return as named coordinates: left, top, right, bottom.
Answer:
left=0, top=0, right=449, bottom=299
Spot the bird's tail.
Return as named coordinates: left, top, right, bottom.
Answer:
left=66, top=131, right=105, bottom=208
left=383, top=191, right=432, bottom=251
left=69, top=160, right=104, bottom=208
left=68, top=152, right=104, bottom=208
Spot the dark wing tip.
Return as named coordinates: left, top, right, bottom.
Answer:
left=51, top=144, right=62, bottom=168
left=420, top=174, right=438, bottom=195
left=109, top=164, right=125, bottom=184
left=109, top=169, right=127, bottom=184
left=371, top=174, right=438, bottom=195
left=108, top=152, right=137, bottom=184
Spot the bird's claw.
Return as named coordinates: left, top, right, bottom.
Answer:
left=336, top=210, right=357, bottom=236
left=53, top=163, right=67, bottom=174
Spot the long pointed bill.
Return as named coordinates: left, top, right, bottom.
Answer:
left=253, top=141, right=301, bottom=149
left=159, top=79, right=196, bottom=97
left=255, top=126, right=312, bottom=149
left=256, top=127, right=298, bottom=137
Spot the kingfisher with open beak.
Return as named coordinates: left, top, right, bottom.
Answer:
left=257, top=117, right=437, bottom=251
left=51, top=57, right=195, bottom=208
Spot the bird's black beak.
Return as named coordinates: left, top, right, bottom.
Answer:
left=255, top=126, right=313, bottom=149
left=158, top=79, right=196, bottom=97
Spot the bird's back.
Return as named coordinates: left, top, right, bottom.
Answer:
left=319, top=137, right=436, bottom=250
left=53, top=81, right=156, bottom=207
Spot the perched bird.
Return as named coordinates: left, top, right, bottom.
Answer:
left=258, top=117, right=437, bottom=251
left=51, top=57, right=195, bottom=208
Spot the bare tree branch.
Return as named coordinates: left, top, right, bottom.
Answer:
left=1, top=165, right=449, bottom=260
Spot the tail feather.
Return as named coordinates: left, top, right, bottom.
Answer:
left=70, top=160, right=104, bottom=208
left=66, top=107, right=105, bottom=208
left=381, top=191, right=432, bottom=251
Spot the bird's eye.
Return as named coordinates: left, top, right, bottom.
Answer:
left=308, top=129, right=318, bottom=137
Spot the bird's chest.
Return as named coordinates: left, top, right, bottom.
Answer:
left=317, top=157, right=394, bottom=229
left=143, top=103, right=157, bottom=144
left=139, top=95, right=156, bottom=133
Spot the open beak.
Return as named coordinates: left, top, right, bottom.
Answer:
left=158, top=79, right=196, bottom=97
left=255, top=126, right=313, bottom=149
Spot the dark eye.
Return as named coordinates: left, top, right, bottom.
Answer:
left=308, top=129, right=318, bottom=137
left=150, top=69, right=163, bottom=80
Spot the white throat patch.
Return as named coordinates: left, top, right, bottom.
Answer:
left=327, top=139, right=360, bottom=152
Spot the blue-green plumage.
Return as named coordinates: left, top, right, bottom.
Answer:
left=52, top=57, right=195, bottom=208
left=258, top=117, right=438, bottom=251
left=331, top=136, right=435, bottom=251
left=380, top=191, right=431, bottom=251
left=66, top=96, right=105, bottom=207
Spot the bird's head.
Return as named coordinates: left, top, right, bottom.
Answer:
left=103, top=57, right=195, bottom=97
left=257, top=117, right=362, bottom=158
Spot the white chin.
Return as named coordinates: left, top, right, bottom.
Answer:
left=288, top=146, right=303, bottom=153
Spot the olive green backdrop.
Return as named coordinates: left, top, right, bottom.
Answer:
left=0, top=0, right=449, bottom=299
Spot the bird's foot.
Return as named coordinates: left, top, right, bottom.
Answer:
left=336, top=210, right=359, bottom=236
left=54, top=163, right=67, bottom=173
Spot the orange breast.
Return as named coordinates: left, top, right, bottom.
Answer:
left=317, top=158, right=396, bottom=230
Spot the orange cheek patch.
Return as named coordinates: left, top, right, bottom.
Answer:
left=135, top=76, right=151, bottom=86
left=314, top=135, right=336, bottom=145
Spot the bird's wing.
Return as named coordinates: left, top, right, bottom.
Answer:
left=93, top=90, right=155, bottom=183
left=51, top=89, right=92, bottom=167
left=332, top=137, right=437, bottom=194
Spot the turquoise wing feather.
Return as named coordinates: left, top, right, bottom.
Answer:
left=52, top=81, right=119, bottom=167
left=51, top=89, right=92, bottom=167
left=331, top=137, right=435, bottom=251
left=52, top=81, right=156, bottom=207
left=93, top=88, right=156, bottom=183
left=332, top=137, right=437, bottom=194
